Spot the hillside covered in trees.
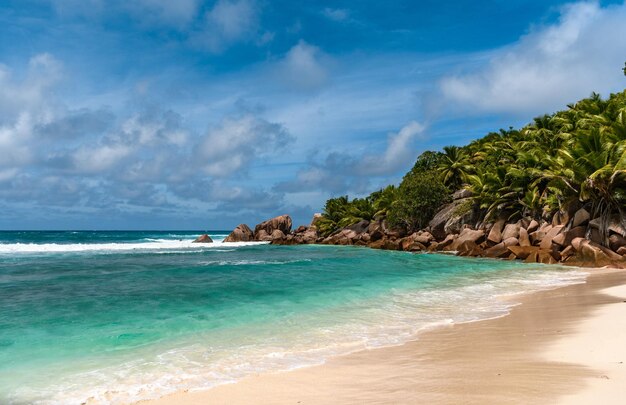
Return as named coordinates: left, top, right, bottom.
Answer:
left=317, top=89, right=626, bottom=245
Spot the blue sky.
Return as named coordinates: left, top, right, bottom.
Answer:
left=1, top=0, right=625, bottom=230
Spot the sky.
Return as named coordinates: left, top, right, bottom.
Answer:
left=1, top=0, right=626, bottom=230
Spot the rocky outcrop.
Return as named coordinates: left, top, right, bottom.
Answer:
left=272, top=214, right=323, bottom=245
left=428, top=197, right=475, bottom=240
left=254, top=215, right=292, bottom=240
left=240, top=201, right=626, bottom=269
left=223, top=224, right=254, bottom=242
left=192, top=234, right=213, bottom=243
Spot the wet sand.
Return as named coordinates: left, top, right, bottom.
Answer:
left=141, top=268, right=626, bottom=405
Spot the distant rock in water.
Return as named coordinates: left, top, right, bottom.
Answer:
left=254, top=215, right=292, bottom=240
left=192, top=234, right=213, bottom=243
left=224, top=224, right=254, bottom=242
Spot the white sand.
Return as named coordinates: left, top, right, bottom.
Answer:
left=548, top=284, right=626, bottom=404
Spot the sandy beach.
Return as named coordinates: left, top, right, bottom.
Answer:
left=141, top=268, right=626, bottom=405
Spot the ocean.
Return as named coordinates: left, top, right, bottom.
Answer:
left=0, top=231, right=587, bottom=404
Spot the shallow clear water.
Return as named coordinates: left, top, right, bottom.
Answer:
left=0, top=231, right=586, bottom=404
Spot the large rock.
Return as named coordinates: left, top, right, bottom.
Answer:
left=526, top=219, right=540, bottom=233
left=552, top=226, right=586, bottom=248
left=487, top=219, right=506, bottom=244
left=224, top=224, right=254, bottom=242
left=560, top=245, right=576, bottom=261
left=609, top=234, right=626, bottom=253
left=299, top=228, right=319, bottom=244
left=347, top=220, right=370, bottom=234
left=255, top=229, right=273, bottom=241
left=529, top=230, right=546, bottom=246
left=571, top=208, right=590, bottom=228
left=367, top=221, right=385, bottom=242
left=570, top=238, right=625, bottom=267
left=539, top=225, right=564, bottom=249
left=437, top=233, right=458, bottom=251
left=456, top=240, right=483, bottom=257
left=254, top=215, right=292, bottom=240
left=508, top=245, right=542, bottom=260
left=518, top=227, right=531, bottom=247
left=381, top=219, right=405, bottom=238
left=484, top=237, right=519, bottom=258
left=271, top=229, right=285, bottom=241
left=450, top=228, right=485, bottom=251
left=369, top=237, right=401, bottom=251
left=452, top=188, right=473, bottom=200
left=323, top=229, right=359, bottom=245
left=413, top=231, right=434, bottom=245
left=501, top=223, right=520, bottom=240
left=400, top=237, right=426, bottom=252
left=192, top=234, right=213, bottom=243
left=428, top=198, right=475, bottom=240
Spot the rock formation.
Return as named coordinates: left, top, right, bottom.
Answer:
left=254, top=215, right=292, bottom=241
left=192, top=234, right=213, bottom=243
left=223, top=224, right=254, bottom=242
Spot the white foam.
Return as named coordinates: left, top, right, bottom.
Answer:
left=0, top=240, right=268, bottom=254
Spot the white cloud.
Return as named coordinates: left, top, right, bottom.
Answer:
left=275, top=121, right=426, bottom=194
left=322, top=8, right=349, bottom=22
left=121, top=111, right=188, bottom=147
left=198, top=114, right=292, bottom=177
left=279, top=40, right=330, bottom=90
left=360, top=121, right=426, bottom=175
left=440, top=1, right=626, bottom=115
left=0, top=53, right=63, bottom=169
left=72, top=143, right=132, bottom=173
left=199, top=0, right=258, bottom=52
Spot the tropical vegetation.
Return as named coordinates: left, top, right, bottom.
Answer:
left=318, top=88, right=626, bottom=242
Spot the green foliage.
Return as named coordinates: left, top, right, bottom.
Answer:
left=319, top=89, right=626, bottom=242
left=437, top=145, right=473, bottom=189
left=317, top=191, right=394, bottom=237
left=453, top=198, right=474, bottom=217
left=407, top=150, right=445, bottom=174
left=387, top=170, right=450, bottom=233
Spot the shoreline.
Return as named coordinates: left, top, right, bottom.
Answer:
left=139, top=266, right=626, bottom=405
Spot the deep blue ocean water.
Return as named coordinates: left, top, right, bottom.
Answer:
left=0, top=231, right=586, bottom=404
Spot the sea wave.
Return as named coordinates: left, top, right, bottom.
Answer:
left=8, top=266, right=587, bottom=405
left=0, top=240, right=268, bottom=254
left=198, top=258, right=313, bottom=266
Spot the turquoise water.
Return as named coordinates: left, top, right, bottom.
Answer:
left=0, top=231, right=586, bottom=404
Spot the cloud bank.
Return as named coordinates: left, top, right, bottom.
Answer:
left=440, top=1, right=626, bottom=115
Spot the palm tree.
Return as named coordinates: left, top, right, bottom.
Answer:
left=438, top=146, right=472, bottom=189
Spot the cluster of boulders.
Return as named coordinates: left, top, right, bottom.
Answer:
left=435, top=208, right=626, bottom=268
left=222, top=215, right=295, bottom=243
left=209, top=201, right=626, bottom=269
